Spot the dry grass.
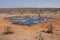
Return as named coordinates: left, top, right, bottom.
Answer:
left=0, top=18, right=60, bottom=40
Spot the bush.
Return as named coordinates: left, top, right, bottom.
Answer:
left=35, top=32, right=44, bottom=40
left=3, top=26, right=14, bottom=34
left=46, top=25, right=53, bottom=33
left=42, top=25, right=53, bottom=34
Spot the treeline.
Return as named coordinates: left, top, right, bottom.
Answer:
left=0, top=8, right=60, bottom=14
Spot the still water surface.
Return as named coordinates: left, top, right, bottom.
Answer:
left=8, top=17, right=51, bottom=26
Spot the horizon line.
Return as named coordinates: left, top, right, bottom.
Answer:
left=0, top=7, right=60, bottom=8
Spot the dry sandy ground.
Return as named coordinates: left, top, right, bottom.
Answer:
left=0, top=18, right=60, bottom=40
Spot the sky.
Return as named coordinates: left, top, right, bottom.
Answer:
left=0, top=0, right=60, bottom=8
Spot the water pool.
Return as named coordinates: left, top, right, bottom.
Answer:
left=8, top=17, right=51, bottom=26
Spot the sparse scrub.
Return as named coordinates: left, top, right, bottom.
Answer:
left=35, top=32, right=44, bottom=40
left=42, top=25, right=53, bottom=34
left=3, top=26, right=14, bottom=34
left=0, top=8, right=60, bottom=18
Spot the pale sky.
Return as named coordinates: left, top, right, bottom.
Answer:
left=0, top=0, right=60, bottom=8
